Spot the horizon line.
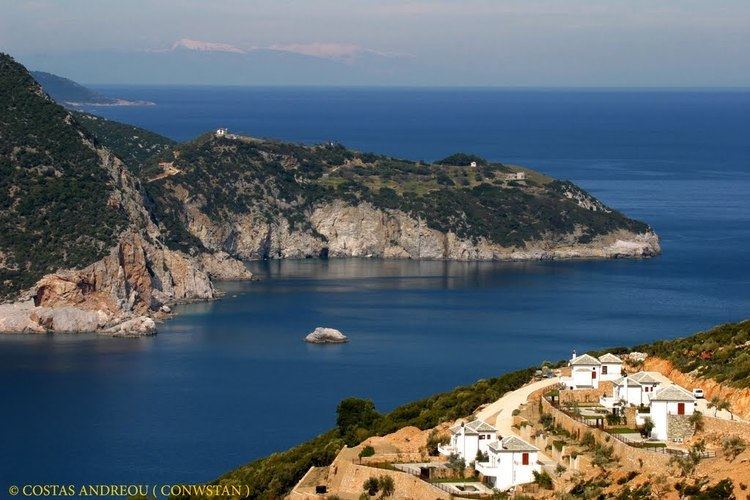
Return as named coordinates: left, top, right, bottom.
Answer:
left=86, top=83, right=750, bottom=91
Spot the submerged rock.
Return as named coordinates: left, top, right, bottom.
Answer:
left=305, top=327, right=348, bottom=344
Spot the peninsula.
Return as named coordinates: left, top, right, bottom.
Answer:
left=0, top=52, right=659, bottom=335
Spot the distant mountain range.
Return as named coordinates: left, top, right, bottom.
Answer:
left=30, top=71, right=153, bottom=107
left=19, top=38, right=413, bottom=85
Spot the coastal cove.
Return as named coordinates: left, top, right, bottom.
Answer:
left=0, top=88, right=748, bottom=487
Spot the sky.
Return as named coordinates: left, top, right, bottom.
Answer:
left=2, top=0, right=749, bottom=86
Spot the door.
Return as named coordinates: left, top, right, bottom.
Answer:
left=522, top=453, right=529, bottom=465
left=677, top=402, right=685, bottom=415
left=592, top=370, right=597, bottom=379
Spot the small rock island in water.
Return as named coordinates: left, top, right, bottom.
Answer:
left=305, top=327, right=349, bottom=344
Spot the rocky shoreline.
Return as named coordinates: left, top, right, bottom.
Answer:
left=0, top=202, right=660, bottom=337
left=0, top=225, right=658, bottom=336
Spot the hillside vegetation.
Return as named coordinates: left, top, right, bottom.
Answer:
left=74, top=111, right=175, bottom=174
left=639, top=319, right=750, bottom=388
left=0, top=54, right=129, bottom=298
left=30, top=70, right=117, bottom=106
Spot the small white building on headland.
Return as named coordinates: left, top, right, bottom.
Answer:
left=475, top=436, right=541, bottom=491
left=506, top=171, right=526, bottom=181
left=438, top=419, right=498, bottom=462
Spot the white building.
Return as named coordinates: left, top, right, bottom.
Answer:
left=438, top=419, right=498, bottom=462
left=649, top=385, right=696, bottom=441
left=565, top=353, right=602, bottom=389
left=630, top=372, right=660, bottom=404
left=475, top=436, right=540, bottom=491
left=505, top=171, right=526, bottom=181
left=598, top=353, right=623, bottom=381
left=609, top=376, right=645, bottom=406
left=601, top=371, right=661, bottom=409
left=215, top=127, right=228, bottom=137
left=470, top=161, right=478, bottom=167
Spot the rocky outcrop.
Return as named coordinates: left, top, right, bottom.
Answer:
left=198, top=251, right=254, bottom=281
left=0, top=231, right=249, bottom=336
left=305, top=327, right=349, bottom=344
left=180, top=200, right=660, bottom=262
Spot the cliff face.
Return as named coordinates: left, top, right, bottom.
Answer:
left=1, top=231, right=225, bottom=336
left=181, top=199, right=660, bottom=262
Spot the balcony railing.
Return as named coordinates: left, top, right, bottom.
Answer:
left=437, top=444, right=457, bottom=456
left=474, top=461, right=500, bottom=477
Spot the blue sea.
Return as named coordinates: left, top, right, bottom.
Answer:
left=1, top=87, right=748, bottom=488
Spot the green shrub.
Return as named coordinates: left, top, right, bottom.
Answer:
left=722, top=435, right=747, bottom=461
left=533, top=470, right=554, bottom=489
left=363, top=477, right=379, bottom=496
left=358, top=446, right=375, bottom=461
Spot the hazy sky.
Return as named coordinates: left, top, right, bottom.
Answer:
left=2, top=0, right=749, bottom=86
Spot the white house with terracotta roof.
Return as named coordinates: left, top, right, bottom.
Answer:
left=598, top=353, right=623, bottom=381
left=649, top=385, right=696, bottom=441
left=475, top=436, right=540, bottom=491
left=565, top=353, right=602, bottom=389
left=438, top=419, right=498, bottom=462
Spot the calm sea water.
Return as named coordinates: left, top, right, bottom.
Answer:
left=1, top=88, right=748, bottom=487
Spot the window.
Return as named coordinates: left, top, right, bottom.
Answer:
left=522, top=453, right=529, bottom=465
left=602, top=365, right=608, bottom=375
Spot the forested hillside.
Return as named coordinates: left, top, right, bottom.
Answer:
left=0, top=54, right=129, bottom=297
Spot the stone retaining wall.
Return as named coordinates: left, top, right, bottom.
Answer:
left=559, top=382, right=612, bottom=404
left=668, top=414, right=695, bottom=441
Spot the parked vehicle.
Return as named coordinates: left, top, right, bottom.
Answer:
left=692, top=388, right=704, bottom=399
